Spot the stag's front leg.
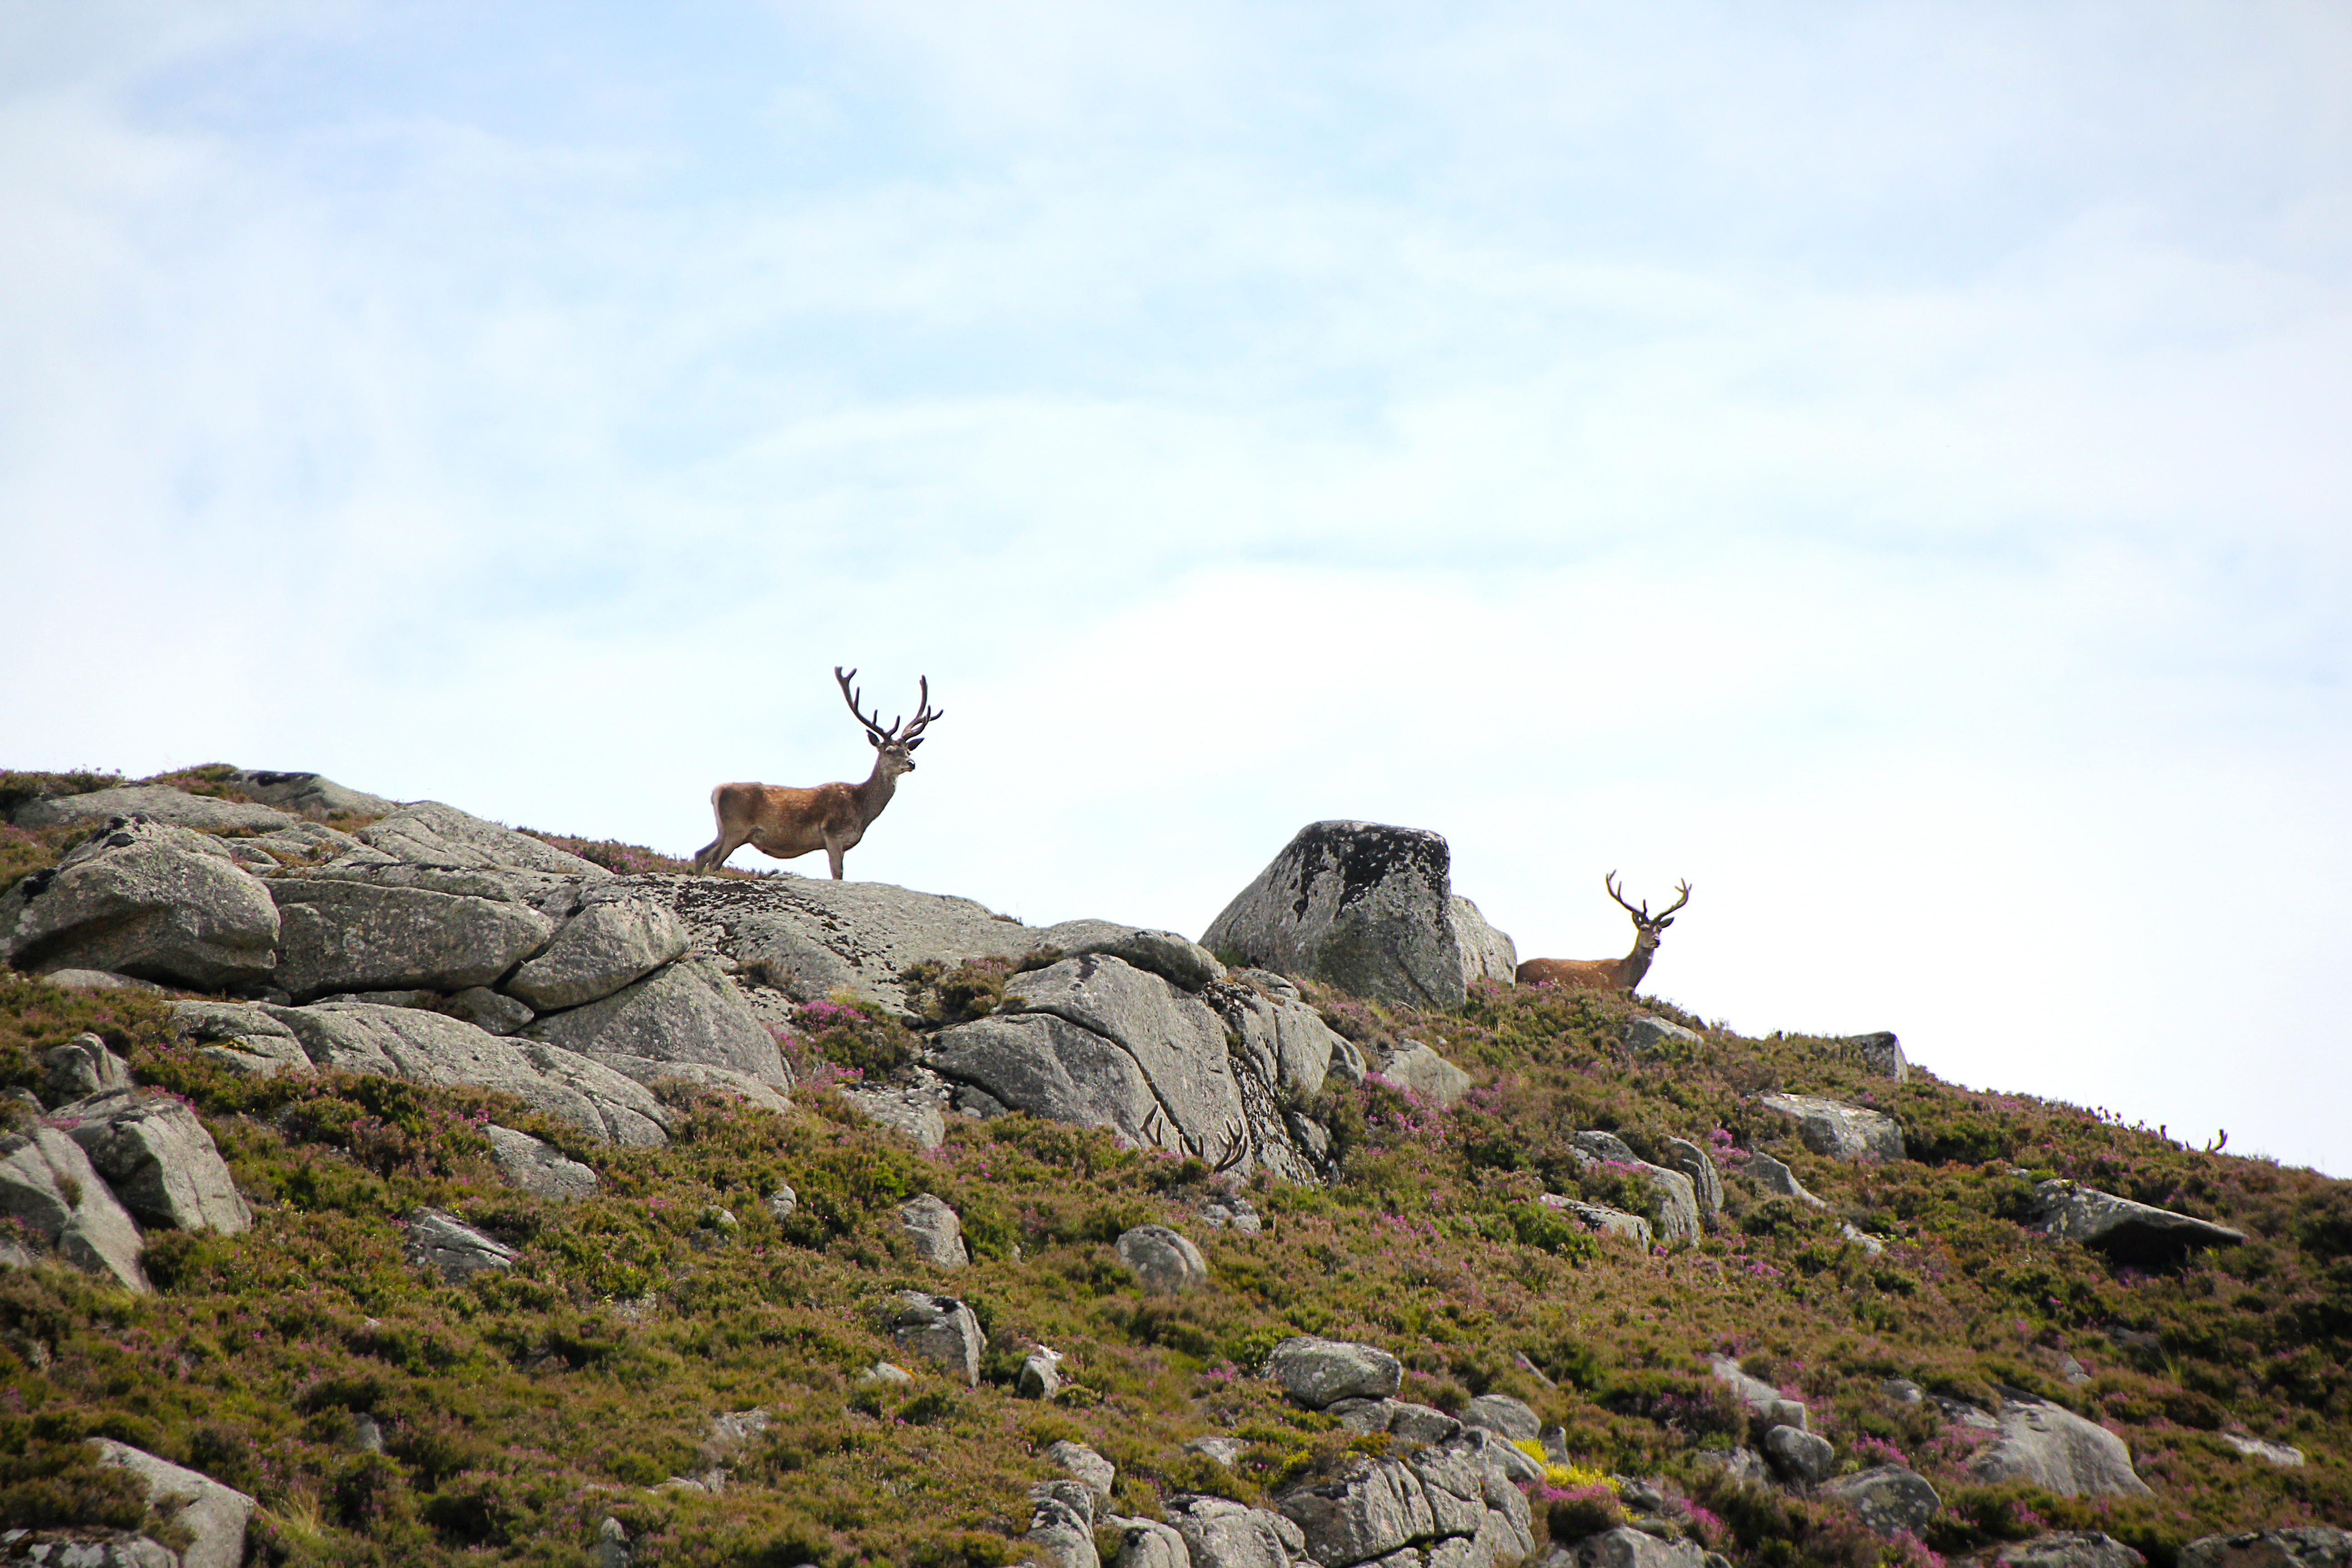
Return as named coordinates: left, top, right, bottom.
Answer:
left=824, top=833, right=848, bottom=880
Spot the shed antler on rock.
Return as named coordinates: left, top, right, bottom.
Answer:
left=1514, top=872, right=1690, bottom=994
left=691, top=666, right=945, bottom=880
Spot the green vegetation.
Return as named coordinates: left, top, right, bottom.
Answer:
left=0, top=842, right=2345, bottom=1563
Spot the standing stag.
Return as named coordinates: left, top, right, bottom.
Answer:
left=1514, top=872, right=1690, bottom=993
left=691, top=667, right=944, bottom=879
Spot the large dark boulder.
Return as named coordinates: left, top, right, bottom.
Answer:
left=1200, top=822, right=1510, bottom=1010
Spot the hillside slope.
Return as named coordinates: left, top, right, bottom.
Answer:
left=0, top=767, right=2345, bottom=1568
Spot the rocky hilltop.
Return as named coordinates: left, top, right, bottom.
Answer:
left=0, top=766, right=2344, bottom=1568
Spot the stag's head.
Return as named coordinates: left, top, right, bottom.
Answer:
left=836, top=666, right=944, bottom=777
left=1607, top=871, right=1691, bottom=955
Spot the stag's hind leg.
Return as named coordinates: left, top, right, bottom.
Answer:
left=693, top=786, right=755, bottom=875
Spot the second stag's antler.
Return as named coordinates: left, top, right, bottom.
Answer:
left=1606, top=871, right=1691, bottom=930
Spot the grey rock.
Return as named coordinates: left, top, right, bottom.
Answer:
left=484, top=1125, right=598, bottom=1200
left=597, top=1514, right=632, bottom=1568
left=34, top=969, right=168, bottom=995
left=1329, top=1396, right=1400, bottom=1435
left=1570, top=1130, right=1641, bottom=1165
left=1539, top=1193, right=1653, bottom=1250
left=703, top=1406, right=770, bottom=1460
left=765, top=1184, right=796, bottom=1220
left=1029, top=1491, right=1099, bottom=1568
left=1839, top=1222, right=1886, bottom=1255
left=884, top=1291, right=982, bottom=1385
left=1019, top=1346, right=1066, bottom=1398
left=1882, top=1377, right=1924, bottom=1404
left=524, top=957, right=787, bottom=1088
left=10, top=785, right=298, bottom=834
left=505, top=892, right=689, bottom=1011
left=898, top=1193, right=970, bottom=1268
left=264, top=1001, right=671, bottom=1143
left=838, top=1086, right=947, bottom=1148
left=1474, top=1428, right=1547, bottom=1485
left=1763, top=1423, right=1834, bottom=1484
left=166, top=999, right=313, bottom=1078
left=93, top=1439, right=256, bottom=1568
left=1741, top=1150, right=1824, bottom=1206
left=660, top=871, right=1045, bottom=1016
left=1117, top=1224, right=1208, bottom=1295
left=1273, top=1440, right=1510, bottom=1568
left=858, top=1361, right=912, bottom=1385
left=269, top=870, right=554, bottom=1000
left=226, top=770, right=399, bottom=821
left=2032, top=1180, right=2247, bottom=1265
left=1460, top=1394, right=1540, bottom=1443
left=1268, top=1334, right=1404, bottom=1408
left=996, top=954, right=1245, bottom=1156
left=1835, top=1031, right=1909, bottom=1083
left=1045, top=921, right=1226, bottom=991
left=1969, top=1397, right=2152, bottom=1496
left=349, top=1413, right=384, bottom=1453
left=1758, top=1093, right=1905, bottom=1161
left=1167, top=1494, right=1308, bottom=1568
left=54, top=1090, right=251, bottom=1233
left=1691, top=1447, right=1770, bottom=1488
left=2179, top=1528, right=2352, bottom=1568
left=1392, top=1404, right=1467, bottom=1445
left=42, top=1034, right=132, bottom=1101
left=1374, top=1042, right=1474, bottom=1108
left=1660, top=1139, right=1722, bottom=1228
left=443, top=986, right=534, bottom=1036
left=404, top=1209, right=516, bottom=1281
left=2218, top=1431, right=2306, bottom=1466
left=1992, top=1532, right=2149, bottom=1568
left=931, top=999, right=1204, bottom=1161
left=1557, top=1528, right=1705, bottom=1568
left=1186, top=1436, right=1248, bottom=1467
left=1708, top=1357, right=1808, bottom=1432
left=1049, top=1439, right=1117, bottom=1504
left=1625, top=1015, right=1704, bottom=1056
left=0, top=1126, right=149, bottom=1290
left=1206, top=971, right=1354, bottom=1102
left=2, top=818, right=279, bottom=988
left=355, top=800, right=610, bottom=877
left=1110, top=1513, right=1193, bottom=1568
left=1200, top=821, right=1484, bottom=1011
left=1450, top=895, right=1518, bottom=990
left=1819, top=1465, right=1940, bottom=1535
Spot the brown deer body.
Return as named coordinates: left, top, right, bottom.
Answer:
left=691, top=668, right=943, bottom=880
left=1515, top=872, right=1690, bottom=993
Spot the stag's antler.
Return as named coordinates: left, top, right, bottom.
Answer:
left=1605, top=872, right=1692, bottom=926
left=898, top=675, right=944, bottom=745
left=835, top=666, right=943, bottom=745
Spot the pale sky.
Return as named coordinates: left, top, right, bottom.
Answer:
left=5, top=3, right=2347, bottom=1172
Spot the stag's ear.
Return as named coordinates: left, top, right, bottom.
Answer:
left=1657, top=916, right=1675, bottom=929
left=867, top=731, right=882, bottom=748
left=906, top=737, right=923, bottom=750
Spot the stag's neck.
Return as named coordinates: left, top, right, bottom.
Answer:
left=1616, top=944, right=1657, bottom=991
left=850, top=760, right=901, bottom=825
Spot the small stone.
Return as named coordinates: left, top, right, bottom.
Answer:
left=41, top=1034, right=133, bottom=1101
left=1048, top=1440, right=1116, bottom=1504
left=898, top=1193, right=970, bottom=1268
left=1019, top=1346, right=1066, bottom=1398
left=1266, top=1335, right=1403, bottom=1409
left=1763, top=1424, right=1834, bottom=1485
left=1460, top=1393, right=1540, bottom=1442
left=1819, top=1465, right=1940, bottom=1536
left=766, top=1184, right=798, bottom=1220
left=1117, top=1224, right=1208, bottom=1294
